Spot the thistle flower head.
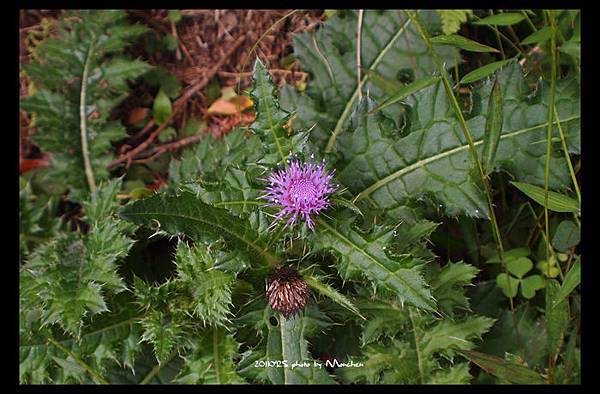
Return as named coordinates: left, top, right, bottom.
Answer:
left=267, top=266, right=310, bottom=318
left=262, top=155, right=336, bottom=231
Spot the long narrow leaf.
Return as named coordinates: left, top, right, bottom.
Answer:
left=481, top=75, right=503, bottom=175
left=511, top=181, right=580, bottom=213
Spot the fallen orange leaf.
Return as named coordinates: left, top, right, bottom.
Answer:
left=206, top=95, right=253, bottom=116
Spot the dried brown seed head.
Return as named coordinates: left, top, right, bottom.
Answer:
left=267, top=266, right=310, bottom=318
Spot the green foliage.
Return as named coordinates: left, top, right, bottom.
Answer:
left=19, top=177, right=63, bottom=256
left=313, top=215, right=436, bottom=311
left=21, top=10, right=151, bottom=200
left=20, top=180, right=138, bottom=383
left=436, top=10, right=474, bottom=35
left=337, top=62, right=579, bottom=219
left=20, top=9, right=580, bottom=385
left=21, top=179, right=134, bottom=339
left=280, top=10, right=458, bottom=148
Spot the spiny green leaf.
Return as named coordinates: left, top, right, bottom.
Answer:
left=303, top=275, right=364, bottom=320
left=436, top=10, right=473, bottom=35
left=429, top=261, right=479, bottom=315
left=173, top=242, right=236, bottom=326
left=20, top=180, right=133, bottom=339
left=249, top=58, right=301, bottom=165
left=421, top=316, right=495, bottom=357
left=21, top=10, right=150, bottom=201
left=119, top=191, right=280, bottom=268
left=314, top=217, right=436, bottom=311
left=20, top=293, right=142, bottom=384
left=140, top=311, right=183, bottom=365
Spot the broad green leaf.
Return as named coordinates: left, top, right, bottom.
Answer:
left=343, top=63, right=579, bottom=219
left=371, top=75, right=440, bottom=113
left=338, top=64, right=579, bottom=218
left=473, top=13, right=526, bottom=26
left=118, top=191, right=280, bottom=268
left=314, top=217, right=436, bottom=311
left=552, top=257, right=580, bottom=308
left=459, top=59, right=512, bottom=84
left=280, top=10, right=458, bottom=149
left=511, top=181, right=580, bottom=213
left=520, top=275, right=545, bottom=299
left=545, top=279, right=569, bottom=356
left=496, top=273, right=519, bottom=298
left=521, top=26, right=552, bottom=45
left=559, top=41, right=580, bottom=60
left=486, top=247, right=530, bottom=264
left=457, top=349, right=545, bottom=384
left=506, top=257, right=533, bottom=279
left=266, top=313, right=335, bottom=384
left=153, top=89, right=172, bottom=125
left=552, top=220, right=580, bottom=252
left=481, top=76, right=503, bottom=175
left=431, top=34, right=499, bottom=52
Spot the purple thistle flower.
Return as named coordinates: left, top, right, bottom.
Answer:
left=261, top=156, right=336, bottom=231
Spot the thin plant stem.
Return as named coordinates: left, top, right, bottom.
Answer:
left=489, top=10, right=506, bottom=60
left=543, top=12, right=558, bottom=382
left=525, top=203, right=564, bottom=281
left=543, top=10, right=558, bottom=279
left=140, top=350, right=178, bottom=384
left=357, top=10, right=364, bottom=100
left=522, top=10, right=538, bottom=32
left=406, top=10, right=519, bottom=338
left=80, top=40, right=97, bottom=194
left=553, top=106, right=581, bottom=206
left=408, top=307, right=425, bottom=384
